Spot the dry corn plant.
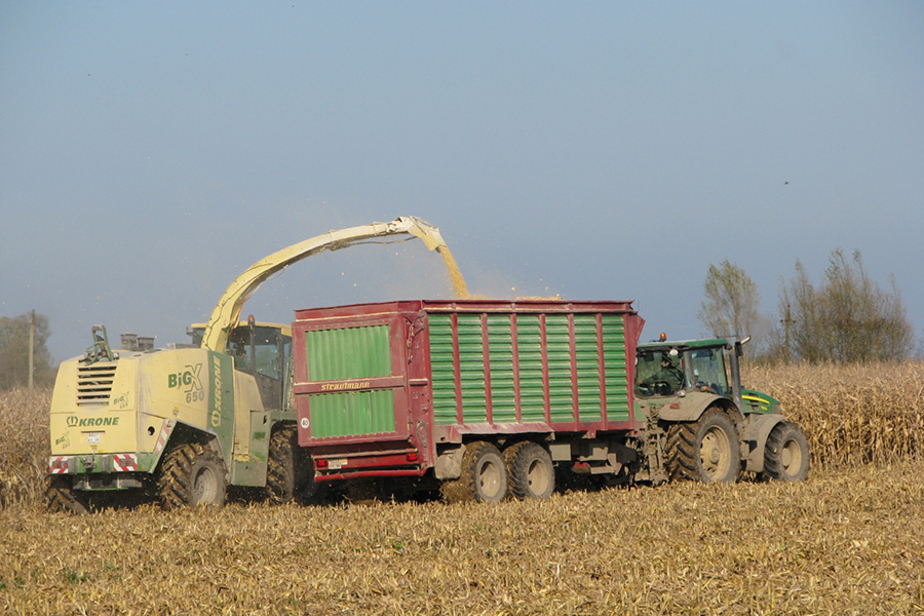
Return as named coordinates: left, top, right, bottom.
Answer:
left=745, top=360, right=924, bottom=468
left=0, top=387, right=51, bottom=509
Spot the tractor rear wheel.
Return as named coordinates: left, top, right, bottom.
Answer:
left=504, top=441, right=555, bottom=500
left=266, top=426, right=324, bottom=504
left=45, top=475, right=91, bottom=515
left=442, top=441, right=507, bottom=503
left=157, top=442, right=227, bottom=510
left=761, top=421, right=810, bottom=481
left=665, top=409, right=739, bottom=483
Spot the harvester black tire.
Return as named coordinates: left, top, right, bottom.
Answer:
left=441, top=441, right=507, bottom=503
left=761, top=421, right=810, bottom=482
left=157, top=442, right=227, bottom=510
left=665, top=409, right=739, bottom=483
left=45, top=475, right=91, bottom=515
left=266, top=426, right=324, bottom=504
left=504, top=441, right=555, bottom=500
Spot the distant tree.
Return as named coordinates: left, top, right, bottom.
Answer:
left=0, top=312, right=56, bottom=389
left=697, top=260, right=767, bottom=346
left=770, top=249, right=915, bottom=363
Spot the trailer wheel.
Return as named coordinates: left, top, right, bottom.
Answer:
left=266, top=426, right=324, bottom=504
left=157, top=442, right=227, bottom=510
left=666, top=409, right=739, bottom=483
left=45, top=475, right=91, bottom=515
left=761, top=422, right=810, bottom=481
left=442, top=441, right=507, bottom=503
left=504, top=441, right=555, bottom=500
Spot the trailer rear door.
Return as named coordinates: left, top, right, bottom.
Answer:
left=293, top=311, right=411, bottom=446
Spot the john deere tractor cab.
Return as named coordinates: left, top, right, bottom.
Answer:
left=634, top=335, right=808, bottom=483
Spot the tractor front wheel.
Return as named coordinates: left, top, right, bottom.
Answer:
left=157, top=442, right=227, bottom=510
left=761, top=421, right=810, bottom=481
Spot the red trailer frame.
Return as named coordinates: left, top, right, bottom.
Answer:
left=292, top=300, right=644, bottom=481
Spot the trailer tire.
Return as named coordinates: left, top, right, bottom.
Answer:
left=665, top=409, right=739, bottom=483
left=157, top=442, right=227, bottom=510
left=267, top=426, right=324, bottom=504
left=442, top=442, right=507, bottom=503
left=45, top=475, right=91, bottom=515
left=504, top=441, right=555, bottom=500
left=761, top=421, right=810, bottom=481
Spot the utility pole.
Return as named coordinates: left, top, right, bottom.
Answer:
left=29, top=310, right=35, bottom=391
left=781, top=304, right=793, bottom=363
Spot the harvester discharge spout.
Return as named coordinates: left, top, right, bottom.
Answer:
left=200, top=216, right=464, bottom=352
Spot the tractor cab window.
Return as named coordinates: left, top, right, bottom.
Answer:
left=635, top=349, right=687, bottom=396
left=687, top=347, right=729, bottom=395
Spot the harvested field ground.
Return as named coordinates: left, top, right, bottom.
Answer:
left=1, top=360, right=923, bottom=615
left=2, top=463, right=923, bottom=615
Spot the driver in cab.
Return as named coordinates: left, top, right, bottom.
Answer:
left=641, top=354, right=685, bottom=393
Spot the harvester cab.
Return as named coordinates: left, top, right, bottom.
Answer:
left=189, top=320, right=293, bottom=412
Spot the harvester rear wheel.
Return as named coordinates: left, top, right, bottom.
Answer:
left=157, top=442, right=227, bottom=510
left=504, top=441, right=555, bottom=500
left=665, top=409, right=739, bottom=483
left=266, top=426, right=324, bottom=504
left=761, top=421, right=810, bottom=481
left=442, top=441, right=507, bottom=503
left=45, top=475, right=91, bottom=515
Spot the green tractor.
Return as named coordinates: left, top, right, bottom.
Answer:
left=634, top=336, right=810, bottom=484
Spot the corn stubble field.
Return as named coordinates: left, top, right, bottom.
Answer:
left=1, top=362, right=922, bottom=615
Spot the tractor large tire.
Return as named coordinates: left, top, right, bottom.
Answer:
left=266, top=426, right=325, bottom=504
left=504, top=441, right=555, bottom=500
left=45, top=475, right=91, bottom=515
left=761, top=421, right=810, bottom=481
left=441, top=441, right=507, bottom=503
left=665, top=409, right=740, bottom=483
left=157, top=442, right=227, bottom=510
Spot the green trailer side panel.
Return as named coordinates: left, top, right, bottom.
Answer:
left=304, top=325, right=391, bottom=382
left=309, top=389, right=396, bottom=438
left=429, top=316, right=457, bottom=425
left=601, top=315, right=630, bottom=421
left=457, top=314, right=487, bottom=424
left=429, top=311, right=632, bottom=428
left=516, top=316, right=545, bottom=422
left=487, top=315, right=516, bottom=423
left=546, top=315, right=572, bottom=422
left=574, top=315, right=603, bottom=422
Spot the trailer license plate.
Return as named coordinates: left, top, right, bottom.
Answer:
left=328, top=459, right=347, bottom=470
left=87, top=432, right=101, bottom=444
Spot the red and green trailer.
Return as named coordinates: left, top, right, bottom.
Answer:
left=291, top=299, right=808, bottom=502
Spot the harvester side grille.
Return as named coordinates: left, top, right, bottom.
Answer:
left=76, top=362, right=117, bottom=407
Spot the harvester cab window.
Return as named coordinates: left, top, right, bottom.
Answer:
left=228, top=325, right=291, bottom=380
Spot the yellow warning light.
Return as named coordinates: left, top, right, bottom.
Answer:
left=659, top=332, right=667, bottom=341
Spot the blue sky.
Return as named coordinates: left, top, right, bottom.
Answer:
left=2, top=2, right=922, bottom=362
